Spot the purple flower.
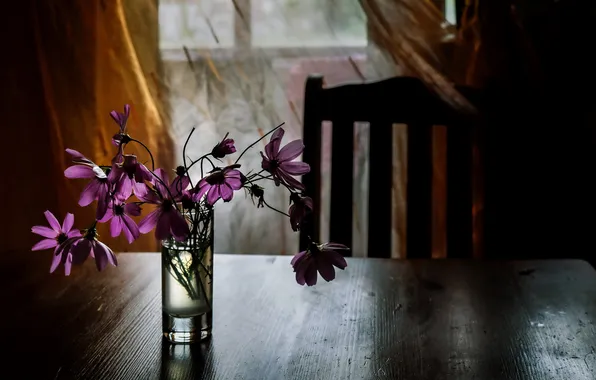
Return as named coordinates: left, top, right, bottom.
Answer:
left=110, top=104, right=131, bottom=146
left=192, top=165, right=245, bottom=205
left=211, top=133, right=237, bottom=158
left=291, top=242, right=349, bottom=286
left=289, top=193, right=313, bottom=231
left=31, top=211, right=81, bottom=252
left=260, top=128, right=310, bottom=191
left=64, top=149, right=110, bottom=220
left=109, top=154, right=153, bottom=198
left=99, top=199, right=142, bottom=244
left=172, top=166, right=191, bottom=199
left=138, top=168, right=190, bottom=241
left=30, top=210, right=82, bottom=275
left=50, top=236, right=80, bottom=276
left=70, top=230, right=118, bottom=272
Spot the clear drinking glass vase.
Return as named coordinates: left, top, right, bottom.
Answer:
left=161, top=206, right=214, bottom=344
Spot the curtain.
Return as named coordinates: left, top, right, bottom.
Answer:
left=1, top=0, right=173, bottom=254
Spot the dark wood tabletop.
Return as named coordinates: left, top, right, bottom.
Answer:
left=2, top=252, right=596, bottom=380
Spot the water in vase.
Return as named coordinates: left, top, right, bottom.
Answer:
left=162, top=242, right=213, bottom=343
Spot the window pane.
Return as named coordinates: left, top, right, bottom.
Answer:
left=251, top=0, right=367, bottom=47
left=159, top=0, right=234, bottom=49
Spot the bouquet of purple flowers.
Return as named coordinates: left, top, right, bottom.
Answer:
left=31, top=105, right=349, bottom=286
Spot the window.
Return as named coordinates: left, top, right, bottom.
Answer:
left=251, top=0, right=366, bottom=48
left=159, top=0, right=235, bottom=49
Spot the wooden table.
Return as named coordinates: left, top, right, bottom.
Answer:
left=2, top=253, right=596, bottom=379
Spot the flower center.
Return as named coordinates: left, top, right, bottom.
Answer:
left=114, top=204, right=125, bottom=216
left=57, top=233, right=68, bottom=245
left=162, top=199, right=173, bottom=210
left=206, top=171, right=225, bottom=185
left=269, top=160, right=279, bottom=170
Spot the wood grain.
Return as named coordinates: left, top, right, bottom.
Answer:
left=2, top=253, right=596, bottom=379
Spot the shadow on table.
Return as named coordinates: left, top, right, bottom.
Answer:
left=160, top=339, right=212, bottom=379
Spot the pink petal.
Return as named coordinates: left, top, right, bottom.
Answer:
left=110, top=216, right=124, bottom=237
left=192, top=181, right=211, bottom=202
left=155, top=210, right=172, bottom=240
left=64, top=165, right=96, bottom=179
left=276, top=169, right=305, bottom=191
left=101, top=242, right=118, bottom=266
left=32, top=239, right=58, bottom=251
left=137, top=189, right=160, bottom=204
left=139, top=208, right=161, bottom=234
left=67, top=229, right=82, bottom=238
left=323, top=249, right=348, bottom=270
left=316, top=257, right=336, bottom=282
left=170, top=210, right=190, bottom=242
left=277, top=139, right=305, bottom=162
left=220, top=183, right=234, bottom=202
left=108, top=166, right=123, bottom=184
left=122, top=214, right=140, bottom=244
left=170, top=176, right=190, bottom=198
left=96, top=184, right=109, bottom=220
left=63, top=253, right=73, bottom=276
left=79, top=180, right=100, bottom=207
left=62, top=213, right=74, bottom=233
left=98, top=207, right=114, bottom=223
left=291, top=250, right=307, bottom=266
left=133, top=181, right=148, bottom=197
left=224, top=169, right=242, bottom=178
left=44, top=211, right=61, bottom=232
left=260, top=152, right=272, bottom=172
left=116, top=177, right=133, bottom=200
left=49, top=251, right=62, bottom=273
left=296, top=263, right=307, bottom=285
left=266, top=128, right=285, bottom=159
left=303, top=197, right=314, bottom=210
left=279, top=161, right=311, bottom=175
left=225, top=177, right=243, bottom=190
left=305, top=264, right=318, bottom=286
left=65, top=148, right=85, bottom=159
left=71, top=239, right=92, bottom=265
left=136, top=163, right=153, bottom=182
left=324, top=243, right=350, bottom=250
left=124, top=203, right=142, bottom=216
left=110, top=110, right=121, bottom=125
left=92, top=242, right=108, bottom=271
left=153, top=168, right=170, bottom=197
left=31, top=226, right=58, bottom=238
left=206, top=185, right=221, bottom=205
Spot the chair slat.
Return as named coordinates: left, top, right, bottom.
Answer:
left=367, top=122, right=393, bottom=257
left=446, top=123, right=474, bottom=258
left=329, top=120, right=354, bottom=256
left=406, top=123, right=433, bottom=258
left=300, top=76, right=324, bottom=252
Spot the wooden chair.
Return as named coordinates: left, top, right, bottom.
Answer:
left=299, top=75, right=484, bottom=258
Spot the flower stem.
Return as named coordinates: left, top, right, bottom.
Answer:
left=183, top=127, right=196, bottom=188
left=262, top=199, right=290, bottom=218
left=234, top=122, right=285, bottom=165
left=186, top=153, right=212, bottom=172
left=129, top=138, right=155, bottom=171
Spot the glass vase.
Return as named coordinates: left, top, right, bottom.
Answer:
left=161, top=206, right=214, bottom=344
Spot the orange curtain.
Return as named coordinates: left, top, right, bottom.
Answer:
left=1, top=0, right=173, bottom=254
